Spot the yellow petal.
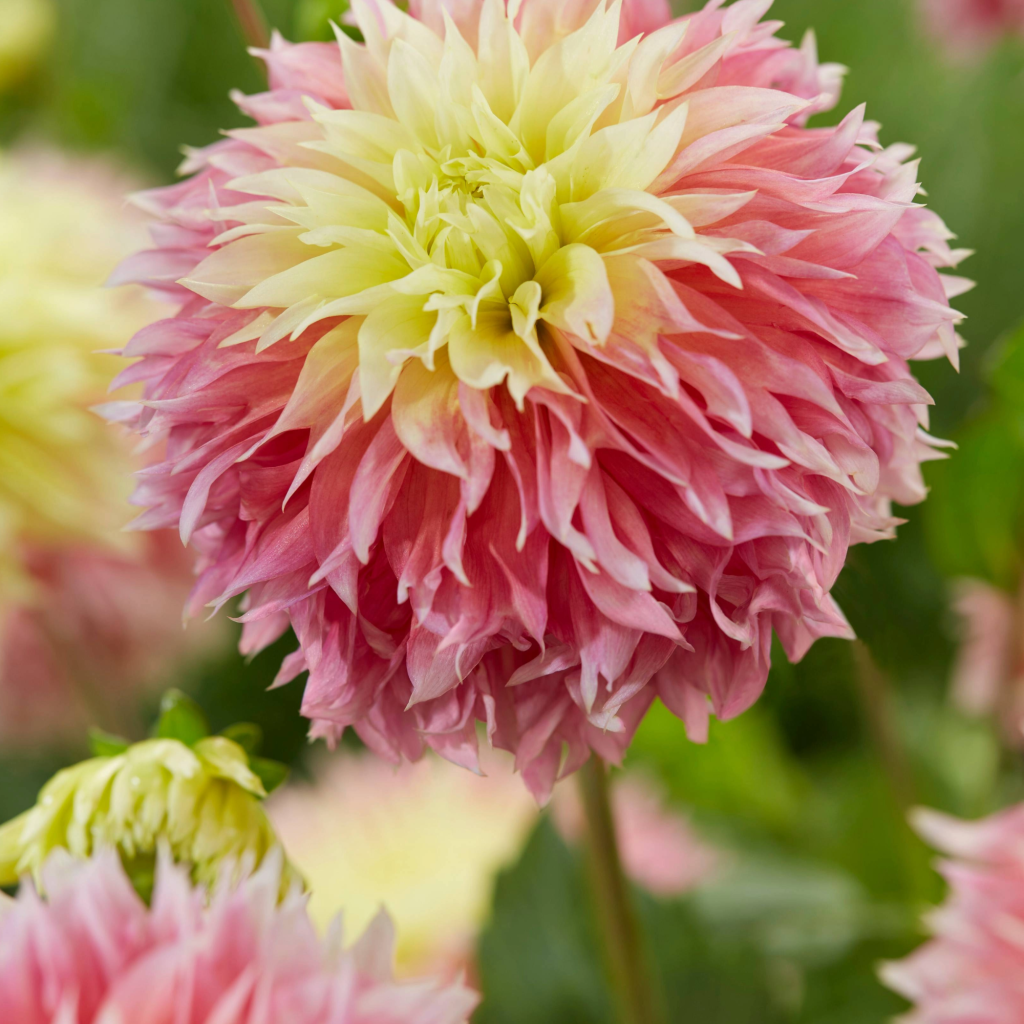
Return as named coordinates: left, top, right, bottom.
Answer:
left=388, top=38, right=442, bottom=148
left=334, top=23, right=394, bottom=118
left=561, top=187, right=695, bottom=252
left=448, top=310, right=568, bottom=408
left=392, top=355, right=467, bottom=479
left=182, top=230, right=311, bottom=305
left=236, top=246, right=408, bottom=310
left=358, top=296, right=438, bottom=418
left=476, top=0, right=530, bottom=124
left=536, top=243, right=614, bottom=344
left=569, top=100, right=688, bottom=201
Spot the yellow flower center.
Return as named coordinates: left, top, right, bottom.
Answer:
left=185, top=0, right=763, bottom=416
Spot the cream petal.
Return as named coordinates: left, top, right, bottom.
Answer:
left=477, top=0, right=530, bottom=124
left=236, top=245, right=408, bottom=310
left=357, top=297, right=439, bottom=418
left=392, top=356, right=468, bottom=479
left=448, top=311, right=569, bottom=407
left=181, top=230, right=311, bottom=305
left=388, top=39, right=442, bottom=149
left=334, top=22, right=394, bottom=118
left=536, top=243, right=615, bottom=344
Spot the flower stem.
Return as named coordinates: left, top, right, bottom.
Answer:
left=851, top=639, right=916, bottom=813
left=228, top=0, right=270, bottom=52
left=579, top=757, right=663, bottom=1024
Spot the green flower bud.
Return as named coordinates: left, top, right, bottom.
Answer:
left=0, top=735, right=299, bottom=895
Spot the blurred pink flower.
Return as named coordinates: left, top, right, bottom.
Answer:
left=0, top=534, right=222, bottom=748
left=113, top=0, right=966, bottom=800
left=0, top=847, right=479, bottom=1024
left=269, top=749, right=537, bottom=978
left=949, top=579, right=1024, bottom=744
left=881, top=804, right=1024, bottom=1022
left=918, top=0, right=1024, bottom=57
left=553, top=773, right=718, bottom=896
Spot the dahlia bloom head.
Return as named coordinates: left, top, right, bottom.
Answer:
left=949, top=578, right=1024, bottom=742
left=552, top=771, right=719, bottom=896
left=0, top=847, right=479, bottom=1024
left=0, top=148, right=221, bottom=748
left=268, top=748, right=537, bottom=975
left=0, top=149, right=153, bottom=577
left=115, top=0, right=967, bottom=799
left=881, top=804, right=1024, bottom=1023
left=0, top=734, right=298, bottom=893
left=918, top=0, right=1024, bottom=58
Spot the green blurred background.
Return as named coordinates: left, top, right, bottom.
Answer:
left=4, top=0, right=1024, bottom=1021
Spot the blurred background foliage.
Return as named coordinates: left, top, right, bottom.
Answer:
left=2, top=0, right=1024, bottom=1021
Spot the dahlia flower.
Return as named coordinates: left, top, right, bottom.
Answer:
left=552, top=772, right=719, bottom=896
left=881, top=804, right=1024, bottom=1022
left=918, top=0, right=1024, bottom=57
left=0, top=847, right=479, bottom=1024
left=115, top=0, right=966, bottom=799
left=0, top=735, right=297, bottom=892
left=0, top=149, right=219, bottom=748
left=949, top=578, right=1024, bottom=743
left=268, top=749, right=536, bottom=975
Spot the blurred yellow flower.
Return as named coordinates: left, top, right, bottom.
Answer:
left=0, top=150, right=155, bottom=601
left=0, top=0, right=54, bottom=90
left=269, top=750, right=538, bottom=976
left=0, top=150, right=227, bottom=747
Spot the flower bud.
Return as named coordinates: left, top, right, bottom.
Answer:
left=0, top=734, right=298, bottom=895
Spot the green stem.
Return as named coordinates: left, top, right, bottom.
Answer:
left=228, top=0, right=271, bottom=52
left=579, top=757, right=663, bottom=1024
left=851, top=639, right=916, bottom=813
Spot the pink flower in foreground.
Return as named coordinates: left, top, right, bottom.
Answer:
left=113, top=0, right=967, bottom=799
left=553, top=772, right=719, bottom=896
left=0, top=848, right=479, bottom=1024
left=918, top=0, right=1024, bottom=57
left=948, top=579, right=1024, bottom=744
left=881, top=805, right=1024, bottom=1022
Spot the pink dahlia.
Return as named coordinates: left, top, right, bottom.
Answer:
left=918, top=0, right=1024, bottom=57
left=553, top=772, right=719, bottom=896
left=948, top=579, right=1024, bottom=743
left=0, top=534, right=222, bottom=748
left=881, top=805, right=1024, bottom=1022
left=113, top=0, right=967, bottom=799
left=0, top=847, right=479, bottom=1024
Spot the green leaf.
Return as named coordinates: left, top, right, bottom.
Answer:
left=122, top=850, right=157, bottom=906
left=691, top=856, right=884, bottom=967
left=89, top=729, right=130, bottom=758
left=153, top=690, right=210, bottom=747
left=248, top=756, right=289, bottom=795
left=475, top=820, right=613, bottom=1024
left=476, top=819, right=789, bottom=1024
left=220, top=722, right=263, bottom=756
left=924, top=409, right=1024, bottom=588
left=987, top=319, right=1024, bottom=409
left=628, top=701, right=809, bottom=835
left=293, top=0, right=361, bottom=42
